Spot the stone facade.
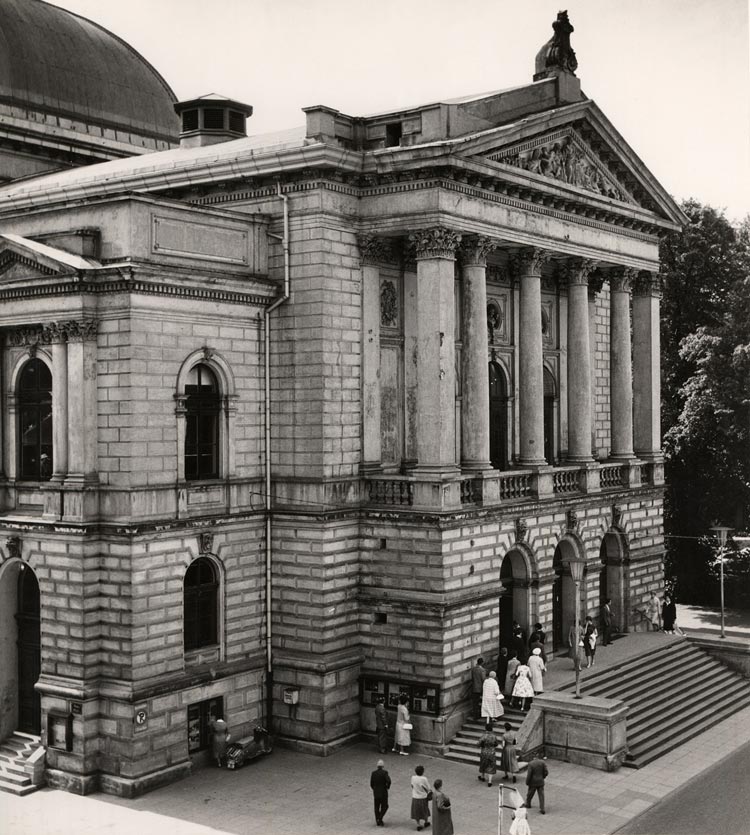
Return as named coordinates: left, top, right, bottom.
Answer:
left=0, top=12, right=685, bottom=795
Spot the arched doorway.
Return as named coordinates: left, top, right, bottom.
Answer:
left=489, top=362, right=508, bottom=470
left=543, top=367, right=556, bottom=465
left=600, top=532, right=627, bottom=633
left=16, top=567, right=41, bottom=733
left=551, top=539, right=584, bottom=652
left=498, top=550, right=530, bottom=658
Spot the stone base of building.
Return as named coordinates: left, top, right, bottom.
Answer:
left=98, top=761, right=193, bottom=798
left=45, top=768, right=100, bottom=796
left=276, top=730, right=361, bottom=757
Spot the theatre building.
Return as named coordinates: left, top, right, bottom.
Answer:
left=0, top=2, right=685, bottom=795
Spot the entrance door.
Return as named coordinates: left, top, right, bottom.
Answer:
left=16, top=568, right=40, bottom=733
left=489, top=363, right=508, bottom=470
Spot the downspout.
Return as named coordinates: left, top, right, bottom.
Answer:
left=264, top=182, right=290, bottom=730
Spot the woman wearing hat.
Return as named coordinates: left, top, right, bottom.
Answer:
left=527, top=646, right=546, bottom=695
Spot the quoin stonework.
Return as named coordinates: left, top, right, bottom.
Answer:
left=0, top=3, right=686, bottom=796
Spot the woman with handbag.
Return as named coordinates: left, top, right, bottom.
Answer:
left=431, top=778, right=454, bottom=835
left=410, top=764, right=431, bottom=831
left=393, top=694, right=412, bottom=755
left=481, top=670, right=504, bottom=729
left=584, top=615, right=598, bottom=668
left=477, top=720, right=499, bottom=787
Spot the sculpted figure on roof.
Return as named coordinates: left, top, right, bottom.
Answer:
left=535, top=10, right=578, bottom=77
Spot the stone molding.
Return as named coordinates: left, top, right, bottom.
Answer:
left=357, top=234, right=398, bottom=266
left=408, top=227, right=462, bottom=260
left=564, top=258, right=597, bottom=287
left=5, top=319, right=99, bottom=347
left=458, top=235, right=497, bottom=267
left=512, top=247, right=550, bottom=276
left=632, top=270, right=662, bottom=298
left=608, top=266, right=638, bottom=294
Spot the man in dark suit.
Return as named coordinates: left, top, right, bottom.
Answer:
left=601, top=598, right=613, bottom=646
left=525, top=756, right=549, bottom=814
left=370, top=759, right=391, bottom=827
left=472, top=656, right=487, bottom=719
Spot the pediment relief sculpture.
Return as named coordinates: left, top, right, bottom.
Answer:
left=490, top=128, right=635, bottom=205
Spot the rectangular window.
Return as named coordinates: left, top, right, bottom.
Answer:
left=359, top=677, right=440, bottom=715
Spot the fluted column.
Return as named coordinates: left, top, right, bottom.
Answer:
left=409, top=227, right=462, bottom=475
left=566, top=259, right=596, bottom=462
left=633, top=270, right=662, bottom=459
left=516, top=248, right=549, bottom=467
left=609, top=268, right=636, bottom=459
left=358, top=234, right=395, bottom=473
left=459, top=236, right=495, bottom=470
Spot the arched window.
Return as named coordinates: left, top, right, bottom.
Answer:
left=184, top=364, right=220, bottom=481
left=184, top=557, right=218, bottom=650
left=18, top=359, right=53, bottom=481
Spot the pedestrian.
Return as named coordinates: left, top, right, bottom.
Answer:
left=505, top=651, right=520, bottom=697
left=647, top=591, right=662, bottom=631
left=509, top=805, right=531, bottom=835
left=568, top=622, right=582, bottom=670
left=525, top=755, right=548, bottom=814
left=527, top=647, right=546, bottom=694
left=481, top=670, right=504, bottom=728
left=601, top=598, right=613, bottom=645
left=375, top=695, right=389, bottom=754
left=500, top=721, right=519, bottom=783
left=528, top=622, right=547, bottom=663
left=410, top=764, right=431, bottom=831
left=583, top=615, right=598, bottom=668
left=370, top=758, right=391, bottom=827
left=511, top=661, right=534, bottom=711
left=431, top=778, right=454, bottom=835
left=471, top=656, right=487, bottom=720
left=209, top=715, right=230, bottom=767
left=496, top=646, right=509, bottom=687
left=662, top=594, right=677, bottom=634
left=512, top=624, right=527, bottom=663
left=477, top=719, right=498, bottom=787
left=393, top=694, right=411, bottom=755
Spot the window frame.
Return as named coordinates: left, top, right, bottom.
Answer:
left=183, top=556, right=219, bottom=651
left=17, top=358, right=53, bottom=482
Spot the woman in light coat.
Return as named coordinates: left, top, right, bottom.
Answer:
left=527, top=647, right=546, bottom=694
left=393, top=694, right=411, bottom=755
left=480, top=670, right=504, bottom=728
left=431, top=778, right=454, bottom=835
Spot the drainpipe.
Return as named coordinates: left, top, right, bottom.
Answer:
left=263, top=183, right=290, bottom=731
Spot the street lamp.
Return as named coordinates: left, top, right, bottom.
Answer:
left=710, top=525, right=732, bottom=639
left=565, top=554, right=586, bottom=698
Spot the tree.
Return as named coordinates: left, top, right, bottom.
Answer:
left=660, top=202, right=750, bottom=603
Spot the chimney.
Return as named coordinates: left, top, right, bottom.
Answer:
left=174, top=94, right=253, bottom=148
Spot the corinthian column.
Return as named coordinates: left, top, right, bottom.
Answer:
left=515, top=248, right=549, bottom=466
left=609, top=268, right=636, bottom=459
left=566, top=259, right=596, bottom=462
left=632, top=271, right=662, bottom=459
left=460, top=236, right=496, bottom=470
left=409, top=226, right=462, bottom=475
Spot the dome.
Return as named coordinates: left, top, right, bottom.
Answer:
left=0, top=0, right=179, bottom=148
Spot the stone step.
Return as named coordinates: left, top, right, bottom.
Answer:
left=0, top=776, right=36, bottom=796
left=0, top=765, right=32, bottom=785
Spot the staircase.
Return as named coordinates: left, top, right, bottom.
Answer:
left=444, top=703, right=528, bottom=774
left=557, top=637, right=750, bottom=768
left=0, top=732, right=44, bottom=796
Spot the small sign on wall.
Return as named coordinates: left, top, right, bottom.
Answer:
left=70, top=702, right=82, bottom=715
left=134, top=708, right=148, bottom=729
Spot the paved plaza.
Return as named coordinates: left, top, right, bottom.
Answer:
left=3, top=606, right=749, bottom=835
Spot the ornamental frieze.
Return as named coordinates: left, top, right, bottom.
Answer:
left=5, top=319, right=99, bottom=347
left=492, top=128, right=634, bottom=205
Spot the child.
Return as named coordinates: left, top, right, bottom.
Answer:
left=509, top=805, right=531, bottom=835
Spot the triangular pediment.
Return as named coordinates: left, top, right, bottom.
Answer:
left=0, top=234, right=99, bottom=282
left=0, top=250, right=62, bottom=279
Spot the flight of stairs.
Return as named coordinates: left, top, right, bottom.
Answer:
left=0, top=732, right=43, bottom=796
left=444, top=703, right=528, bottom=775
left=558, top=637, right=750, bottom=768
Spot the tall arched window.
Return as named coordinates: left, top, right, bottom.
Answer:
left=18, top=359, right=53, bottom=481
left=184, top=364, right=220, bottom=481
left=184, top=557, right=218, bottom=650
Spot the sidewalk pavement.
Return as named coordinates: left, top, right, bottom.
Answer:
left=2, top=611, right=749, bottom=835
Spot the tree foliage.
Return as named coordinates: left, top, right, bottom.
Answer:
left=660, top=201, right=750, bottom=602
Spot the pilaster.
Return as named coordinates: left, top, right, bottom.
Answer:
left=632, top=271, right=662, bottom=460
left=609, top=267, right=636, bottom=460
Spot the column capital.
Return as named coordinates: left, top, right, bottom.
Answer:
left=562, top=258, right=598, bottom=287
left=632, top=270, right=662, bottom=298
left=607, top=266, right=638, bottom=294
left=512, top=247, right=551, bottom=277
left=62, top=319, right=99, bottom=343
left=459, top=235, right=497, bottom=267
left=409, top=227, right=462, bottom=260
left=357, top=233, right=398, bottom=266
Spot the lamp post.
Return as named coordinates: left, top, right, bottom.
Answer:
left=710, top=525, right=732, bottom=639
left=565, top=554, right=586, bottom=698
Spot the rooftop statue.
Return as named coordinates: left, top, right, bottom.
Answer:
left=534, top=10, right=578, bottom=78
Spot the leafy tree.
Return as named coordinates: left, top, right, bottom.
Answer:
left=660, top=202, right=750, bottom=603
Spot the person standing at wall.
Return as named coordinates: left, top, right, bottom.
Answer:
left=375, top=695, right=389, bottom=754
left=472, top=656, right=487, bottom=720
left=601, top=598, right=613, bottom=645
left=209, top=715, right=230, bottom=768
left=393, top=694, right=412, bottom=755
left=647, top=591, right=662, bottom=631
left=583, top=615, right=598, bottom=668
left=370, top=759, right=391, bottom=827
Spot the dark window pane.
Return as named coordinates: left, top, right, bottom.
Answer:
left=184, top=558, right=218, bottom=650
left=18, top=360, right=53, bottom=481
left=184, top=365, right=220, bottom=481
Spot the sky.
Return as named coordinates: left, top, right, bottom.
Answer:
left=51, top=0, right=750, bottom=221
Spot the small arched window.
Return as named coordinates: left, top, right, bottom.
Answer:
left=184, top=557, right=218, bottom=650
left=18, top=359, right=53, bottom=481
left=184, top=364, right=220, bottom=481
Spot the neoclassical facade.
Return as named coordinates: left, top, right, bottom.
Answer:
left=0, top=8, right=684, bottom=796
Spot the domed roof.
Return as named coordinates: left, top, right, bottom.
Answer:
left=0, top=0, right=178, bottom=145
